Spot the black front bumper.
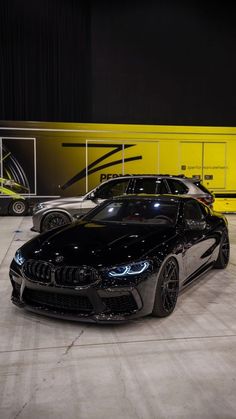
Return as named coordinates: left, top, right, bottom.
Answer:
left=10, top=267, right=157, bottom=323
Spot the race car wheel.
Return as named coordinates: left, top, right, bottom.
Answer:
left=214, top=232, right=230, bottom=269
left=41, top=212, right=71, bottom=232
left=9, top=200, right=28, bottom=216
left=152, top=257, right=179, bottom=317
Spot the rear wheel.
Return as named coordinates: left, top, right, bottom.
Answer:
left=9, top=200, right=28, bottom=216
left=152, top=257, right=179, bottom=317
left=214, top=232, right=230, bottom=269
left=41, top=212, right=71, bottom=232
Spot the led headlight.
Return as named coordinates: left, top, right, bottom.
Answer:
left=14, top=249, right=25, bottom=266
left=108, top=261, right=150, bottom=277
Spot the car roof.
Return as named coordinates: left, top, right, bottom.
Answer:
left=107, top=194, right=193, bottom=203
left=104, top=175, right=200, bottom=182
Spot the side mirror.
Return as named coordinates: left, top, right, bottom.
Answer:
left=185, top=219, right=206, bottom=231
left=88, top=191, right=97, bottom=201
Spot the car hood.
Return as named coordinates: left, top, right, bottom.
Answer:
left=25, top=221, right=176, bottom=268
left=43, top=197, right=84, bottom=207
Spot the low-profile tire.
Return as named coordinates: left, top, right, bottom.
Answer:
left=41, top=212, right=71, bottom=232
left=9, top=200, right=28, bottom=216
left=152, top=257, right=179, bottom=318
left=214, top=232, right=230, bottom=269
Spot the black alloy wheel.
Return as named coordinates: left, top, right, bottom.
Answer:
left=41, top=212, right=71, bottom=232
left=9, top=200, right=28, bottom=216
left=152, top=257, right=179, bottom=317
left=214, top=233, right=230, bottom=269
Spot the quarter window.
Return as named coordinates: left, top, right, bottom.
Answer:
left=166, top=179, right=188, bottom=194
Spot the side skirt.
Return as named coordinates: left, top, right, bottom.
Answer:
left=180, top=261, right=215, bottom=291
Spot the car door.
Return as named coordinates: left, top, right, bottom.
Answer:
left=93, top=178, right=131, bottom=201
left=81, top=178, right=131, bottom=212
left=182, top=199, right=216, bottom=278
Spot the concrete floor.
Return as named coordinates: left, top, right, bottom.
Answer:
left=0, top=216, right=236, bottom=419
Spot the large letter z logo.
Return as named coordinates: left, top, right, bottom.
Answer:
left=60, top=143, right=142, bottom=190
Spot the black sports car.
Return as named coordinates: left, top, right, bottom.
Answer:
left=9, top=195, right=229, bottom=322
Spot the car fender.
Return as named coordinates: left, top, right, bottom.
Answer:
left=142, top=253, right=182, bottom=313
left=40, top=208, right=74, bottom=229
left=151, top=235, right=185, bottom=290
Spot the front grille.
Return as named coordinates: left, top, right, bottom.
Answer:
left=23, top=260, right=99, bottom=287
left=23, top=260, right=52, bottom=284
left=24, top=288, right=93, bottom=313
left=55, top=266, right=99, bottom=287
left=102, top=294, right=138, bottom=313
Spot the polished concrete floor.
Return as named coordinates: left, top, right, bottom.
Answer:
left=0, top=216, right=236, bottom=419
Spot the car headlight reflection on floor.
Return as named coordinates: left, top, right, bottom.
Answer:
left=108, top=261, right=150, bottom=277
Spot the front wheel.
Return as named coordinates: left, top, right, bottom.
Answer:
left=214, top=232, right=230, bottom=269
left=152, top=257, right=179, bottom=317
left=9, top=200, right=28, bottom=216
left=41, top=212, right=71, bottom=232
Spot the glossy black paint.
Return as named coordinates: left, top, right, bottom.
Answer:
left=9, top=195, right=228, bottom=322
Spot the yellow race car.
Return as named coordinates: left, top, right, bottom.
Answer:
left=0, top=177, right=28, bottom=215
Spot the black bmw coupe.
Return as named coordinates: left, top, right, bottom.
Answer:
left=10, top=195, right=229, bottom=322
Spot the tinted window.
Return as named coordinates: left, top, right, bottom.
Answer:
left=157, top=180, right=169, bottom=194
left=184, top=200, right=204, bottom=220
left=95, top=179, right=130, bottom=199
left=194, top=181, right=211, bottom=194
left=132, top=178, right=157, bottom=194
left=166, top=179, right=188, bottom=194
left=87, top=198, right=179, bottom=225
left=132, top=178, right=168, bottom=194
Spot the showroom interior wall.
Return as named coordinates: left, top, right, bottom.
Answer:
left=1, top=0, right=236, bottom=126
left=0, top=0, right=92, bottom=122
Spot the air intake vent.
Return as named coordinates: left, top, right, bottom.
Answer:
left=24, top=288, right=93, bottom=312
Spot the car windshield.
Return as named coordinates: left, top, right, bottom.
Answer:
left=85, top=198, right=179, bottom=225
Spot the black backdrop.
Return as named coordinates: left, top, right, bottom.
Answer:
left=1, top=0, right=236, bottom=126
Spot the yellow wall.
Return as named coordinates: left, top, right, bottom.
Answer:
left=1, top=121, right=236, bottom=211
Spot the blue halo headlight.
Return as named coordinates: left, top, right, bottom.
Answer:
left=14, top=249, right=25, bottom=266
left=108, top=261, right=150, bottom=277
